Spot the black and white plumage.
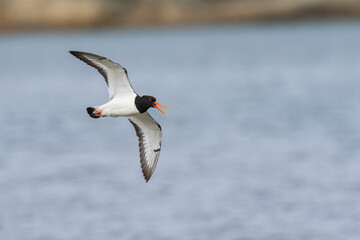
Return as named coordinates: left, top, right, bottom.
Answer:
left=70, top=51, right=169, bottom=182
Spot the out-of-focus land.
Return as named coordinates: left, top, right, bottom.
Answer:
left=1, top=0, right=360, bottom=31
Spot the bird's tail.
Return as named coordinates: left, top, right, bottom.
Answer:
left=87, top=107, right=100, bottom=118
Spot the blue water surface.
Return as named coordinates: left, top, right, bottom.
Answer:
left=1, top=21, right=360, bottom=240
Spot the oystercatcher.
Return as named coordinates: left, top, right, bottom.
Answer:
left=70, top=51, right=169, bottom=182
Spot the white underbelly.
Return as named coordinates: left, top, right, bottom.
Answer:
left=99, top=97, right=139, bottom=117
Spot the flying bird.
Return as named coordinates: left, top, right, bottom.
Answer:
left=70, top=51, right=169, bottom=182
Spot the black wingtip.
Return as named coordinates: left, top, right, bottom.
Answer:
left=145, top=175, right=151, bottom=182
left=69, top=51, right=80, bottom=57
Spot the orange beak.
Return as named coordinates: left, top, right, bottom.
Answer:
left=153, top=102, right=170, bottom=115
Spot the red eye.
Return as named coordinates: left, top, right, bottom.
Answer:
left=148, top=98, right=152, bottom=101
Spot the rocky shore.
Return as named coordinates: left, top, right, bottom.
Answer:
left=1, top=0, right=360, bottom=31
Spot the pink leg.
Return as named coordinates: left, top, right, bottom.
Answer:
left=94, top=109, right=103, bottom=117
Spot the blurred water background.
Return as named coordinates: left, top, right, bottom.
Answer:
left=1, top=1, right=360, bottom=239
left=1, top=20, right=360, bottom=240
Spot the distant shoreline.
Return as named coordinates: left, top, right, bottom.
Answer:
left=1, top=0, right=360, bottom=32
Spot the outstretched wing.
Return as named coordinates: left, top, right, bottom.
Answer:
left=70, top=51, right=135, bottom=99
left=128, top=112, right=162, bottom=182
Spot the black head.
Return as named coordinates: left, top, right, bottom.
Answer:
left=135, top=95, right=169, bottom=114
left=144, top=95, right=157, bottom=104
left=135, top=95, right=156, bottom=113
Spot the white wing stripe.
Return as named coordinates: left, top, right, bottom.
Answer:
left=128, top=112, right=162, bottom=182
left=70, top=51, right=135, bottom=100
